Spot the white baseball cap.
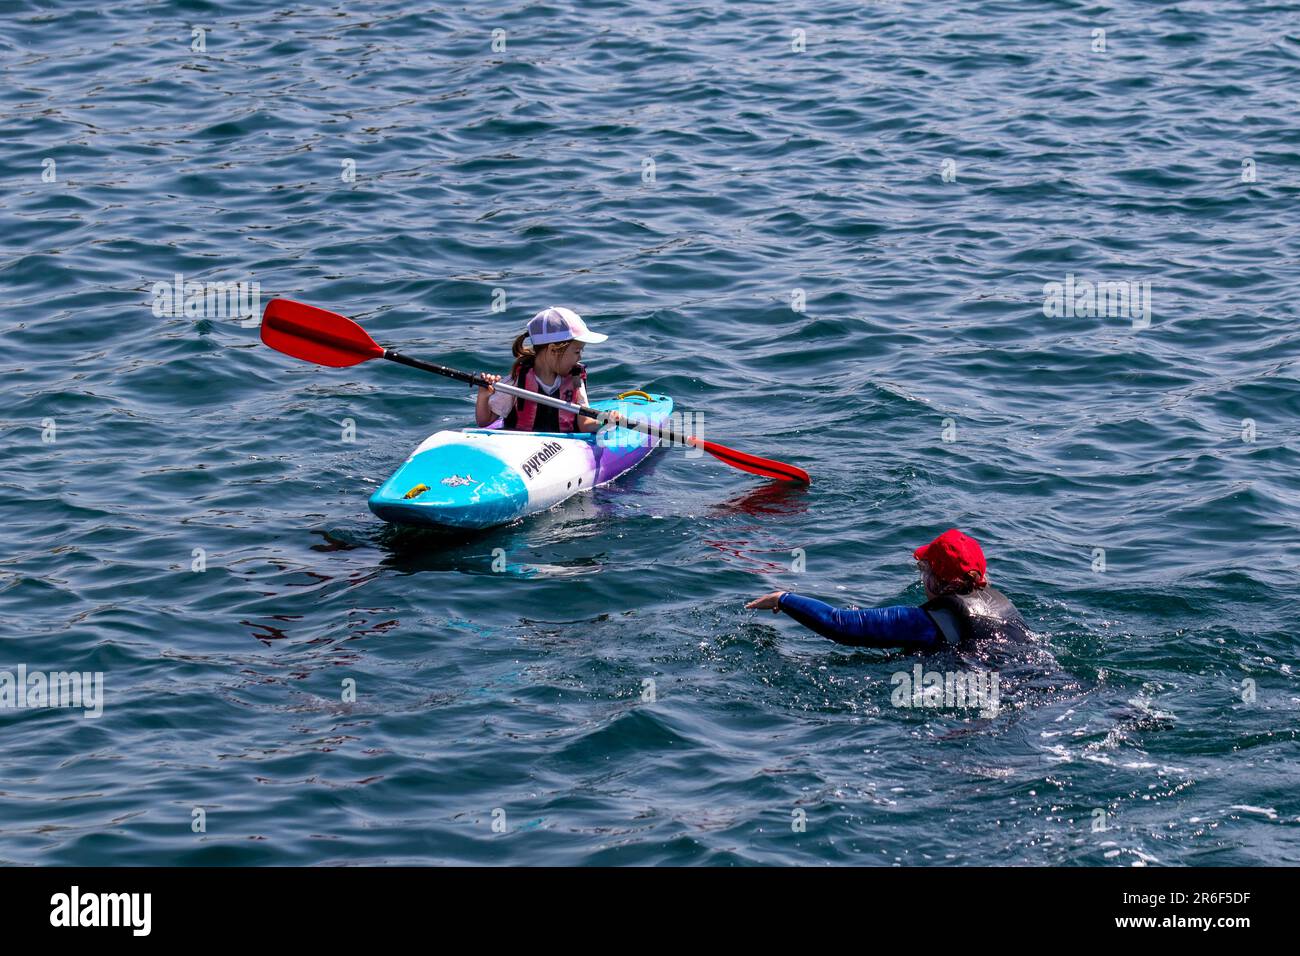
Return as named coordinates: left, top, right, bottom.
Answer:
left=524, top=306, right=608, bottom=346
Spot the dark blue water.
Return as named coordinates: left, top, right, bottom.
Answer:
left=2, top=0, right=1298, bottom=865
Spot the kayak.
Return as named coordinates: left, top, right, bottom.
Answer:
left=368, top=391, right=674, bottom=529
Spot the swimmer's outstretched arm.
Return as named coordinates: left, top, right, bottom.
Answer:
left=747, top=591, right=942, bottom=650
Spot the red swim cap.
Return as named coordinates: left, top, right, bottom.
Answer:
left=913, top=529, right=987, bottom=588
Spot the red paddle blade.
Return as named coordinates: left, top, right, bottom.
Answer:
left=260, top=298, right=385, bottom=367
left=697, top=439, right=811, bottom=484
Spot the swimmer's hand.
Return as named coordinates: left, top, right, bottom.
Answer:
left=477, top=373, right=502, bottom=394
left=745, top=591, right=787, bottom=613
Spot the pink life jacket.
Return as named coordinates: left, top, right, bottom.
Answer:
left=503, top=359, right=586, bottom=432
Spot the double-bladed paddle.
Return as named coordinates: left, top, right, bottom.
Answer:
left=259, top=298, right=811, bottom=484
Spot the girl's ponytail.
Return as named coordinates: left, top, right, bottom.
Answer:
left=509, top=331, right=536, bottom=379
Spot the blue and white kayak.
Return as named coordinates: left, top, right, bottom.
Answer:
left=368, top=392, right=674, bottom=529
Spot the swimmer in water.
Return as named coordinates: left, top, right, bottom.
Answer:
left=745, top=528, right=1029, bottom=651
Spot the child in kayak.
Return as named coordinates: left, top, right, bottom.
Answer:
left=745, top=529, right=1030, bottom=651
left=475, top=307, right=623, bottom=432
